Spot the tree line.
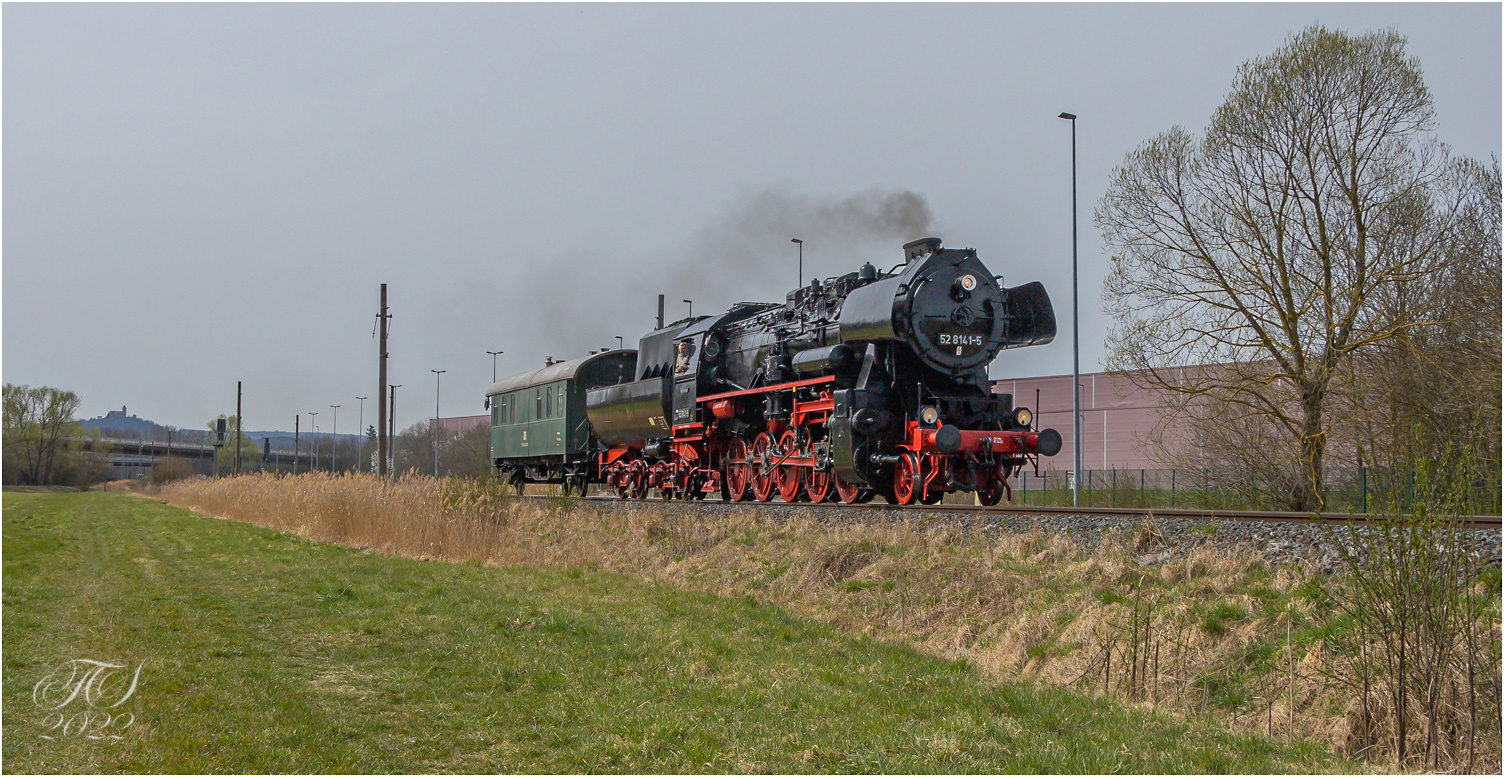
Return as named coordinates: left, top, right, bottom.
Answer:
left=2, top=384, right=113, bottom=487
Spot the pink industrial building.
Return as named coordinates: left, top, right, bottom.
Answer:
left=431, top=414, right=488, bottom=438
left=993, top=371, right=1172, bottom=471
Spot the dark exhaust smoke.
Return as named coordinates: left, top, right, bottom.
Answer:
left=468, top=187, right=935, bottom=365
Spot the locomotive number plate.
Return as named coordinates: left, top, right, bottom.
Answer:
left=938, top=332, right=985, bottom=347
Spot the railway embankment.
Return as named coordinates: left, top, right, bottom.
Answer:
left=554, top=497, right=1504, bottom=574
left=153, top=473, right=1502, bottom=772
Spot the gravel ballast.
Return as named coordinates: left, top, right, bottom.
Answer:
left=550, top=496, right=1504, bottom=573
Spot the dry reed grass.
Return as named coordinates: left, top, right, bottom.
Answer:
left=156, top=472, right=1499, bottom=770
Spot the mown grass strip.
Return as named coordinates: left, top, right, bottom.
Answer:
left=3, top=492, right=1343, bottom=773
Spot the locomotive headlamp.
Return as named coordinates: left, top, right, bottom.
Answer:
left=1013, top=407, right=1033, bottom=428
left=919, top=405, right=941, bottom=425
left=960, top=274, right=977, bottom=291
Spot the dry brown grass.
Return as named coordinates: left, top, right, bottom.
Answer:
left=156, top=472, right=1500, bottom=770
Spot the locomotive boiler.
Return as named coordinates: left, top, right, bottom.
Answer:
left=566, top=236, right=1063, bottom=505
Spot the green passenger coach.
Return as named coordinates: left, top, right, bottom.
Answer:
left=485, top=350, right=636, bottom=493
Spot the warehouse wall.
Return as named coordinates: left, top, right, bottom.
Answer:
left=993, top=371, right=1177, bottom=471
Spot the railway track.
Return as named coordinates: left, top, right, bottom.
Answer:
left=521, top=493, right=1503, bottom=529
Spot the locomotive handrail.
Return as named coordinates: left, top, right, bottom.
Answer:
left=697, top=375, right=835, bottom=403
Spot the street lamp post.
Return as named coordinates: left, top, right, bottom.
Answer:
left=431, top=370, right=446, bottom=476
left=305, top=409, right=317, bottom=469
left=330, top=405, right=340, bottom=472
left=487, top=351, right=504, bottom=383
left=388, top=385, right=401, bottom=474
left=355, top=397, right=367, bottom=472
left=615, top=336, right=623, bottom=350
left=1058, top=111, right=1082, bottom=508
left=790, top=238, right=803, bottom=289
left=682, top=299, right=693, bottom=319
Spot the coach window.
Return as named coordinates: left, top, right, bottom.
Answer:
left=536, top=389, right=543, bottom=419
left=546, top=385, right=554, bottom=418
left=558, top=386, right=566, bottom=418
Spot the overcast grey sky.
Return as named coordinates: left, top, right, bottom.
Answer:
left=4, top=3, right=1499, bottom=433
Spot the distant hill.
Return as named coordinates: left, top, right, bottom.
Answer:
left=75, top=407, right=195, bottom=439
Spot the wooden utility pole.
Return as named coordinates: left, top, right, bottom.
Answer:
left=378, top=283, right=389, bottom=477
left=236, top=381, right=243, bottom=474
left=294, top=415, right=300, bottom=476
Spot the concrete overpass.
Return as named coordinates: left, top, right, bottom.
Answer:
left=86, top=435, right=318, bottom=479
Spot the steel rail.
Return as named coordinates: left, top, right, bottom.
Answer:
left=518, top=493, right=1503, bottom=528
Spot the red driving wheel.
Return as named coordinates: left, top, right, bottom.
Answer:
left=750, top=432, right=776, bottom=502
left=806, top=467, right=833, bottom=503
left=724, top=437, right=750, bottom=501
left=833, top=473, right=863, bottom=504
left=776, top=430, right=806, bottom=503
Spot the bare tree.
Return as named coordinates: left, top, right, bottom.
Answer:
left=1097, top=26, right=1487, bottom=510
left=394, top=422, right=434, bottom=475
left=2, top=384, right=83, bottom=486
left=440, top=423, right=492, bottom=478
left=1339, top=159, right=1501, bottom=497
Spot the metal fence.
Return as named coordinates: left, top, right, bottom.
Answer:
left=1012, top=466, right=1501, bottom=515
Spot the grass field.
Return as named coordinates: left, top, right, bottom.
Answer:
left=3, top=492, right=1343, bottom=773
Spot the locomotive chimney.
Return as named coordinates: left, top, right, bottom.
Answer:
left=656, top=294, right=665, bottom=330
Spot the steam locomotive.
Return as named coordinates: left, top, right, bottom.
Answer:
left=484, top=237, right=1062, bottom=505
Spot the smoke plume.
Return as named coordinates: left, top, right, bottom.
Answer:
left=677, top=188, right=934, bottom=293
left=476, top=188, right=935, bottom=368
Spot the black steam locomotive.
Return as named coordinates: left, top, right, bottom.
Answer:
left=486, top=237, right=1062, bottom=505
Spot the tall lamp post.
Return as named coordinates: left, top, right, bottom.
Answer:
left=682, top=299, right=693, bottom=319
left=431, top=369, right=446, bottom=476
left=308, top=412, right=319, bottom=472
left=329, top=405, right=340, bottom=472
left=790, top=238, right=803, bottom=289
left=615, top=336, right=623, bottom=350
left=355, top=397, right=367, bottom=472
left=1058, top=111, right=1082, bottom=508
left=389, top=385, right=401, bottom=474
left=487, top=350, right=504, bottom=383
